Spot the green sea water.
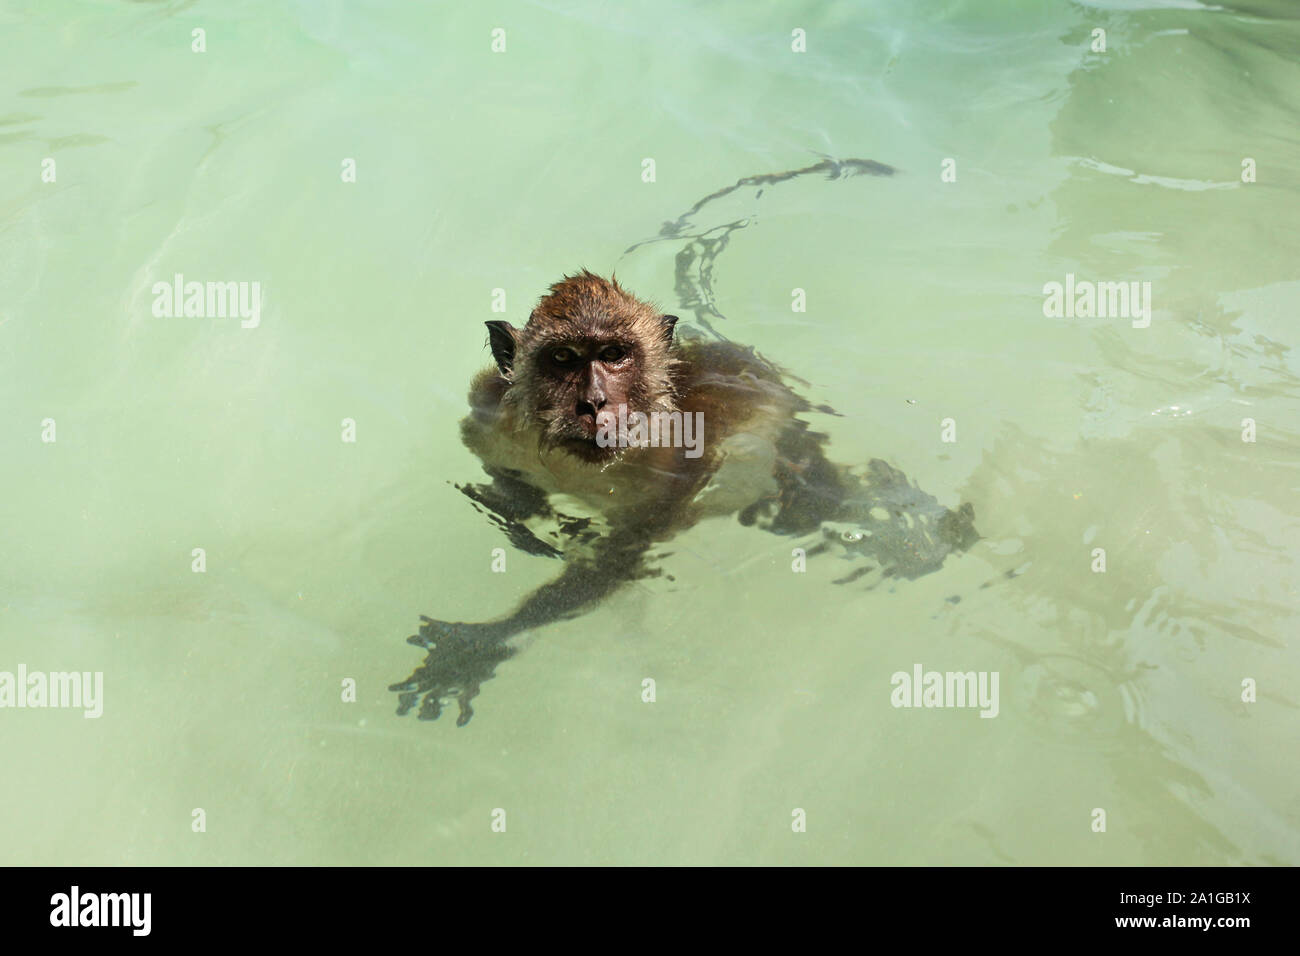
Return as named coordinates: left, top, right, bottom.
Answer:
left=1, top=0, right=1298, bottom=865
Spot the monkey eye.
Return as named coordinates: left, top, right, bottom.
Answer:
left=599, top=345, right=627, bottom=363
left=551, top=347, right=577, bottom=365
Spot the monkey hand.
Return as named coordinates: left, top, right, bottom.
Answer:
left=388, top=617, right=517, bottom=727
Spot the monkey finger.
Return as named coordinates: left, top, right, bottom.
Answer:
left=417, top=692, right=445, bottom=721
left=455, top=691, right=477, bottom=727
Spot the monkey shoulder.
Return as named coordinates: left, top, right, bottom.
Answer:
left=675, top=338, right=786, bottom=389
left=671, top=340, right=808, bottom=518
left=459, top=369, right=532, bottom=480
left=465, top=368, right=509, bottom=419
left=676, top=340, right=798, bottom=434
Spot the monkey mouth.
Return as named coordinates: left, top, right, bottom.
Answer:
left=558, top=434, right=619, bottom=462
left=542, top=427, right=621, bottom=464
left=537, top=412, right=623, bottom=464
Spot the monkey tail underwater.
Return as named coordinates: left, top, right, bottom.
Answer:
left=621, top=155, right=897, bottom=338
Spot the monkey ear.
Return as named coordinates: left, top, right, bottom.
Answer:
left=485, top=321, right=517, bottom=376
left=659, top=314, right=678, bottom=345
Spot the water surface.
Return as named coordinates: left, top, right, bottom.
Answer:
left=1, top=0, right=1298, bottom=865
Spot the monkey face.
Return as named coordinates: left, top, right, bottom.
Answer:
left=483, top=272, right=680, bottom=466
left=529, top=336, right=643, bottom=462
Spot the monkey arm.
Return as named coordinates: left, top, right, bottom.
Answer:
left=389, top=515, right=667, bottom=726
left=484, top=522, right=658, bottom=637
left=455, top=468, right=564, bottom=558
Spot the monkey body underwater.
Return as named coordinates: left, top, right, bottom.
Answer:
left=391, top=271, right=978, bottom=725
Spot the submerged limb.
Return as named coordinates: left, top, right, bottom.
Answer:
left=389, top=522, right=663, bottom=725
left=831, top=459, right=979, bottom=579
left=390, top=619, right=516, bottom=726
left=743, top=445, right=979, bottom=579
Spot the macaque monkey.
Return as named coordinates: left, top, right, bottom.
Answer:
left=391, top=271, right=977, bottom=724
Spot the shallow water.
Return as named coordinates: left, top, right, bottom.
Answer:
left=1, top=0, right=1298, bottom=865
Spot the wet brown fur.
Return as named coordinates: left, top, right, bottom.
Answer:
left=463, top=271, right=800, bottom=525
left=391, top=270, right=975, bottom=726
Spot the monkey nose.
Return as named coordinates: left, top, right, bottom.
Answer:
left=594, top=407, right=618, bottom=434
left=574, top=400, right=601, bottom=434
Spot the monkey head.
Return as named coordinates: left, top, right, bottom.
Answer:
left=484, top=271, right=680, bottom=464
